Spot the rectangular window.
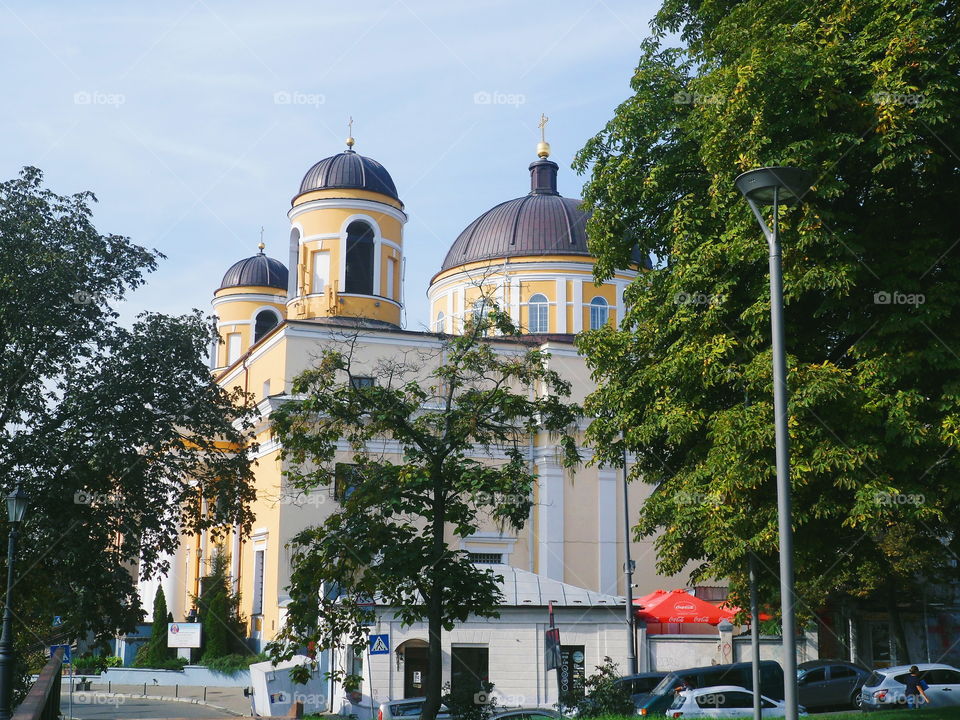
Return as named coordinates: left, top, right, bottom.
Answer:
left=262, top=379, right=271, bottom=398
left=227, top=333, right=241, bottom=365
left=335, top=463, right=361, bottom=501
left=468, top=552, right=502, bottom=565
left=311, top=250, right=330, bottom=295
left=251, top=549, right=265, bottom=615
left=450, top=646, right=489, bottom=695
left=386, top=258, right=396, bottom=299
left=351, top=376, right=375, bottom=389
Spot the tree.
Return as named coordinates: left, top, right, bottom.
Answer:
left=134, top=586, right=175, bottom=668
left=198, top=546, right=246, bottom=661
left=268, top=302, right=580, bottom=720
left=0, top=168, right=257, bottom=672
left=574, top=0, right=960, bottom=655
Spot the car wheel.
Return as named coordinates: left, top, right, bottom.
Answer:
left=852, top=692, right=864, bottom=711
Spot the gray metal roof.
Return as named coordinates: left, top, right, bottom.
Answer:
left=219, top=253, right=288, bottom=291
left=492, top=564, right=624, bottom=607
left=296, top=150, right=400, bottom=204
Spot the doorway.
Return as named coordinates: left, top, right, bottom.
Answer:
left=404, top=646, right=429, bottom=698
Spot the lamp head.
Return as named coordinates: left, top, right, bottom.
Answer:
left=735, top=166, right=814, bottom=206
left=6, top=485, right=29, bottom=525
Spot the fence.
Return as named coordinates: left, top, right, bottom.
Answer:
left=12, top=646, right=63, bottom=720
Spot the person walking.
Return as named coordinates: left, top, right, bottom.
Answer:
left=904, top=666, right=929, bottom=710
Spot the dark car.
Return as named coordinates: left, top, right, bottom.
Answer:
left=615, top=672, right=668, bottom=706
left=797, top=659, right=871, bottom=710
left=634, top=661, right=784, bottom=716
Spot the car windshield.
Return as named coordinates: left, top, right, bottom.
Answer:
left=651, top=674, right=681, bottom=696
left=865, top=671, right=886, bottom=688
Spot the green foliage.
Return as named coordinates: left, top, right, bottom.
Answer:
left=442, top=680, right=498, bottom=720
left=0, top=166, right=258, bottom=674
left=202, top=652, right=267, bottom=675
left=134, top=586, right=175, bottom=668
left=558, top=658, right=632, bottom=718
left=575, top=0, right=960, bottom=624
left=132, top=643, right=188, bottom=670
left=196, top=546, right=247, bottom=660
left=268, top=299, right=581, bottom=720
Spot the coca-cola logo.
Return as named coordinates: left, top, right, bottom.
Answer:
left=675, top=603, right=696, bottom=611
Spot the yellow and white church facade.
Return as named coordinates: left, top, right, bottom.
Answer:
left=141, top=133, right=689, bottom=709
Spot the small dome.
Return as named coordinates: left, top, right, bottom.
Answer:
left=219, top=253, right=288, bottom=291
left=441, top=158, right=647, bottom=272
left=296, top=150, right=400, bottom=204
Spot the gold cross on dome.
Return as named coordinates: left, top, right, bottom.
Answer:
left=538, top=113, right=549, bottom=142
left=258, top=226, right=265, bottom=252
left=348, top=116, right=353, bottom=136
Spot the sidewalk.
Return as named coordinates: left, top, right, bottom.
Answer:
left=63, top=681, right=253, bottom=716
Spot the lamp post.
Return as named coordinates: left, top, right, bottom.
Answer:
left=0, top=485, right=30, bottom=720
left=622, top=446, right=638, bottom=674
left=735, top=167, right=813, bottom=720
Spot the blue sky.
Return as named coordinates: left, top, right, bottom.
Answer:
left=1, top=1, right=660, bottom=330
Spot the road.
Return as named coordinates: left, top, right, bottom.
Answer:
left=67, top=693, right=242, bottom=720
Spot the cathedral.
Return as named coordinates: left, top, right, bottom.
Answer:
left=141, top=128, right=686, bottom=708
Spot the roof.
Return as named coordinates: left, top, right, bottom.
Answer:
left=219, top=252, right=288, bottom=291
left=296, top=150, right=400, bottom=204
left=440, top=157, right=647, bottom=272
left=491, top=564, right=624, bottom=607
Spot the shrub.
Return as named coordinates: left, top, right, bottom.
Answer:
left=558, top=657, right=632, bottom=718
left=202, top=652, right=267, bottom=675
left=442, top=681, right=498, bottom=720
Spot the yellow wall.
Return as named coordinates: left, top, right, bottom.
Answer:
left=212, top=285, right=287, bottom=370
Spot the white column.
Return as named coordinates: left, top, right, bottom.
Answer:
left=616, top=282, right=626, bottom=327
left=537, top=457, right=565, bottom=581
left=572, top=280, right=583, bottom=333
left=555, top=279, right=567, bottom=334
left=446, top=292, right=454, bottom=333
left=455, top=287, right=465, bottom=331
left=510, top=278, right=521, bottom=325
left=231, top=524, right=241, bottom=595
left=597, top=468, right=618, bottom=594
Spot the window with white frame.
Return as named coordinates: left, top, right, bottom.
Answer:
left=589, top=296, right=609, bottom=330
left=435, top=311, right=445, bottom=333
left=528, top=293, right=548, bottom=333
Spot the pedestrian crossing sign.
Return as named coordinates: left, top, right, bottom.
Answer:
left=369, top=634, right=389, bottom=654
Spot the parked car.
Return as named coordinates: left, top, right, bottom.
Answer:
left=492, top=708, right=565, bottom=720
left=617, top=672, right=669, bottom=706
left=860, top=663, right=960, bottom=711
left=796, top=659, right=871, bottom=710
left=666, top=686, right=807, bottom=718
left=635, top=661, right=784, bottom=716
left=377, top=698, right=450, bottom=720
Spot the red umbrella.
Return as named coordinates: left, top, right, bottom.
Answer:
left=633, top=589, right=736, bottom=625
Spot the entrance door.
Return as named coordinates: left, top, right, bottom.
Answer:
left=404, top=646, right=429, bottom=698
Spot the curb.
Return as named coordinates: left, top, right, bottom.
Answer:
left=70, top=690, right=248, bottom=716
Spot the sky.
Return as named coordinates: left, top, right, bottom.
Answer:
left=0, top=0, right=661, bottom=331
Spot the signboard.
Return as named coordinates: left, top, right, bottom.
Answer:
left=544, top=627, right=561, bottom=671
left=558, top=646, right=585, bottom=698
left=167, top=622, right=202, bottom=648
left=50, top=644, right=71, bottom=663
left=369, top=634, right=389, bottom=655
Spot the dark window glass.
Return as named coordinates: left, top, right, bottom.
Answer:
left=351, top=376, right=375, bottom=389
left=803, top=668, right=826, bottom=683
left=254, top=310, right=280, bottom=343
left=722, top=692, right=755, bottom=708
left=926, top=669, right=960, bottom=685
left=832, top=666, right=857, bottom=679
left=335, top=463, right=361, bottom=501
left=451, top=646, right=489, bottom=695
left=344, top=221, right=375, bottom=294
left=468, top=552, right=502, bottom=564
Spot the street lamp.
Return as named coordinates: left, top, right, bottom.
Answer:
left=0, top=484, right=29, bottom=720
left=735, top=167, right=813, bottom=720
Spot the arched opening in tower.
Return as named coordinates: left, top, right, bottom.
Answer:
left=344, top=221, right=375, bottom=295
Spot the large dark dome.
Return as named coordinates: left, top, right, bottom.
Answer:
left=219, top=252, right=288, bottom=291
left=441, top=158, right=646, bottom=271
left=296, top=150, right=400, bottom=204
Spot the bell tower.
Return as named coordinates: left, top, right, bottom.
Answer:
left=286, top=132, right=406, bottom=327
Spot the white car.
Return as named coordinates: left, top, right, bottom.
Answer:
left=860, top=663, right=960, bottom=710
left=667, top=686, right=805, bottom=718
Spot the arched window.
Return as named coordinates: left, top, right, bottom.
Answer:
left=589, top=296, right=609, bottom=330
left=435, top=312, right=445, bottom=333
left=344, top=221, right=375, bottom=294
left=254, top=309, right=280, bottom=343
left=528, top=294, right=548, bottom=334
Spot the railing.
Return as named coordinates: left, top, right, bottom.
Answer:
left=12, top=646, right=62, bottom=720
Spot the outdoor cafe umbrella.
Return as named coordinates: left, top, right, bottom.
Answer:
left=633, top=588, right=737, bottom=625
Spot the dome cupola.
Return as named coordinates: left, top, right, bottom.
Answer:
left=219, top=249, right=289, bottom=291
left=295, top=150, right=400, bottom=206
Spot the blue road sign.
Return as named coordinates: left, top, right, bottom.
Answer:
left=50, top=644, right=71, bottom=663
left=369, top=634, right=389, bottom=655
left=52, top=616, right=63, bottom=627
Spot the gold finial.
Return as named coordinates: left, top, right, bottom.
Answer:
left=537, top=113, right=551, bottom=158
left=346, top=116, right=355, bottom=149
left=258, top=226, right=265, bottom=253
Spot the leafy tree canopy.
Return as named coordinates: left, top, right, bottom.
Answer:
left=268, top=302, right=580, bottom=720
left=574, top=0, right=960, bottom=633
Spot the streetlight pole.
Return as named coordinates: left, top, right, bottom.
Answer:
left=736, top=167, right=813, bottom=720
left=622, top=446, right=638, bottom=674
left=0, top=485, right=30, bottom=720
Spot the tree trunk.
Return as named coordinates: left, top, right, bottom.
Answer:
left=421, top=471, right=446, bottom=720
left=887, top=582, right=911, bottom=665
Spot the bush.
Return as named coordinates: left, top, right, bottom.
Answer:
left=134, top=587, right=175, bottom=668
left=133, top=644, right=188, bottom=671
left=202, top=652, right=267, bottom=675
left=558, top=657, right=632, bottom=718
left=442, top=681, right=498, bottom=720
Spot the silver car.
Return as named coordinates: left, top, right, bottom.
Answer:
left=860, top=663, right=960, bottom=710
left=377, top=699, right=450, bottom=720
